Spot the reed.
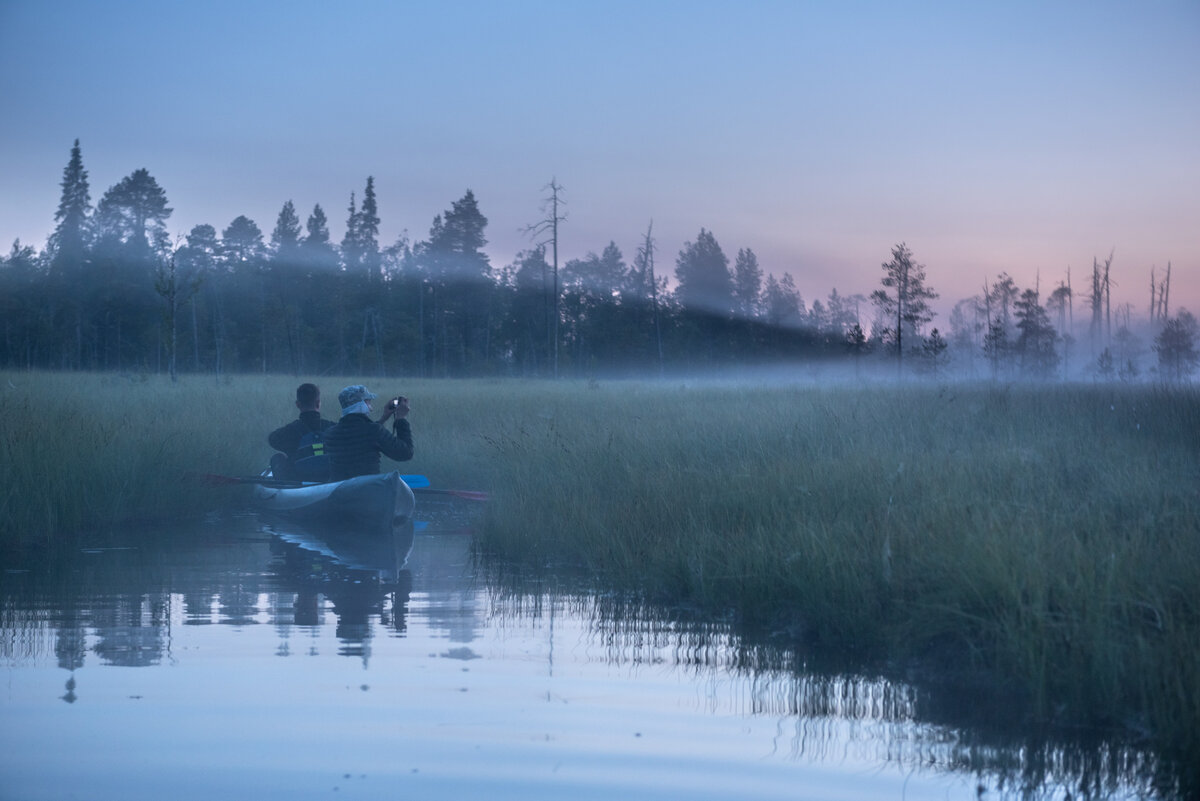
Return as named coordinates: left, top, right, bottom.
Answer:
left=470, top=378, right=1199, bottom=789
left=2, top=371, right=1196, bottom=789
left=0, top=371, right=494, bottom=552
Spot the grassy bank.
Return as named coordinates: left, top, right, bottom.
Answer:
left=3, top=371, right=1197, bottom=792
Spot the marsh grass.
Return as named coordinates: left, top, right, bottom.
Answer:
left=3, top=371, right=1197, bottom=792
left=472, top=379, right=1199, bottom=793
left=0, top=371, right=496, bottom=552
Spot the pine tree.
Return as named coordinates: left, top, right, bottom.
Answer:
left=85, top=169, right=172, bottom=369
left=762, top=272, right=802, bottom=327
left=506, top=246, right=553, bottom=373
left=220, top=216, right=265, bottom=269
left=919, top=328, right=949, bottom=376
left=420, top=190, right=491, bottom=372
left=1014, top=288, right=1060, bottom=378
left=870, top=242, right=938, bottom=371
left=94, top=168, right=172, bottom=256
left=983, top=318, right=1009, bottom=379
left=177, top=224, right=218, bottom=370
left=987, top=272, right=1019, bottom=338
left=428, top=190, right=489, bottom=278
left=300, top=204, right=338, bottom=273
left=846, top=322, right=869, bottom=358
left=0, top=241, right=44, bottom=369
left=824, top=289, right=863, bottom=339
left=732, top=248, right=762, bottom=319
left=1154, top=311, right=1199, bottom=382
left=674, top=228, right=733, bottom=315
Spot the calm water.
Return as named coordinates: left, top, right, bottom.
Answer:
left=1, top=516, right=1164, bottom=801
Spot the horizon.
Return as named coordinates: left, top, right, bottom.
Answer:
left=2, top=1, right=1198, bottom=321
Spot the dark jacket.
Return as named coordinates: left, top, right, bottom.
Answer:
left=268, top=410, right=336, bottom=481
left=268, top=410, right=335, bottom=458
left=324, top=414, right=413, bottom=481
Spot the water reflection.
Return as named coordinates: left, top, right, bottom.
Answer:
left=1, top=516, right=418, bottom=673
left=0, top=519, right=1180, bottom=800
left=487, top=586, right=1170, bottom=800
left=266, top=519, right=415, bottom=661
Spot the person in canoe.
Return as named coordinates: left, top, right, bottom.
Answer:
left=268, top=382, right=335, bottom=481
left=324, top=384, right=414, bottom=481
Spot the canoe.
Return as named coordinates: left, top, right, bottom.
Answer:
left=252, top=469, right=417, bottom=534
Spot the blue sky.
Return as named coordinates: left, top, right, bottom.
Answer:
left=2, top=0, right=1197, bottom=319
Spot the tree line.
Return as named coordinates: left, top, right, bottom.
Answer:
left=2, top=141, right=1196, bottom=381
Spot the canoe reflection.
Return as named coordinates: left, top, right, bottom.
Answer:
left=265, top=517, right=415, bottom=656
left=263, top=516, right=415, bottom=583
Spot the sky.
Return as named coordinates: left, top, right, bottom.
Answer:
left=2, top=0, right=1198, bottom=321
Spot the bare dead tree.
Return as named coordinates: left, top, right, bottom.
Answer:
left=524, top=178, right=567, bottom=378
left=1103, top=249, right=1113, bottom=342
left=1150, top=266, right=1158, bottom=323
left=638, top=221, right=664, bottom=373
left=1163, top=261, right=1171, bottom=320
left=1067, top=265, right=1073, bottom=331
left=1090, top=257, right=1100, bottom=348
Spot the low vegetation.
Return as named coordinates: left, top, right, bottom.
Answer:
left=2, top=371, right=1197, bottom=793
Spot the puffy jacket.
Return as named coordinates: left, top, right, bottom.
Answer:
left=324, top=414, right=413, bottom=481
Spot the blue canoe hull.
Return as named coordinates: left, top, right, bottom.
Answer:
left=252, top=470, right=417, bottom=534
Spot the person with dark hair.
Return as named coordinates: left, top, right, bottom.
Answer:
left=323, top=384, right=414, bottom=481
left=268, top=383, right=336, bottom=481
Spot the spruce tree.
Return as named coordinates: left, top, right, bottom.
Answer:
left=358, top=177, right=381, bottom=280
left=271, top=200, right=302, bottom=259
left=48, top=139, right=92, bottom=281
left=341, top=192, right=361, bottom=273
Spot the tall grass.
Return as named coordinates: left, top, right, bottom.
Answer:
left=3, top=371, right=1197, bottom=792
left=471, top=379, right=1199, bottom=793
left=0, top=371, right=496, bottom=552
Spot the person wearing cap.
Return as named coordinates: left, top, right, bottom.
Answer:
left=267, top=383, right=335, bottom=481
left=322, top=384, right=414, bottom=481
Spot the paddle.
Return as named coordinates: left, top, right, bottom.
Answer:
left=196, top=473, right=487, bottom=501
left=407, top=488, right=489, bottom=502
left=198, top=472, right=427, bottom=488
left=196, top=473, right=306, bottom=488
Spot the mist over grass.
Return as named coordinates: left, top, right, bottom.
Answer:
left=2, top=370, right=1197, bottom=794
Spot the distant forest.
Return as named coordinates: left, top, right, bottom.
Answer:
left=3, top=141, right=1196, bottom=381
